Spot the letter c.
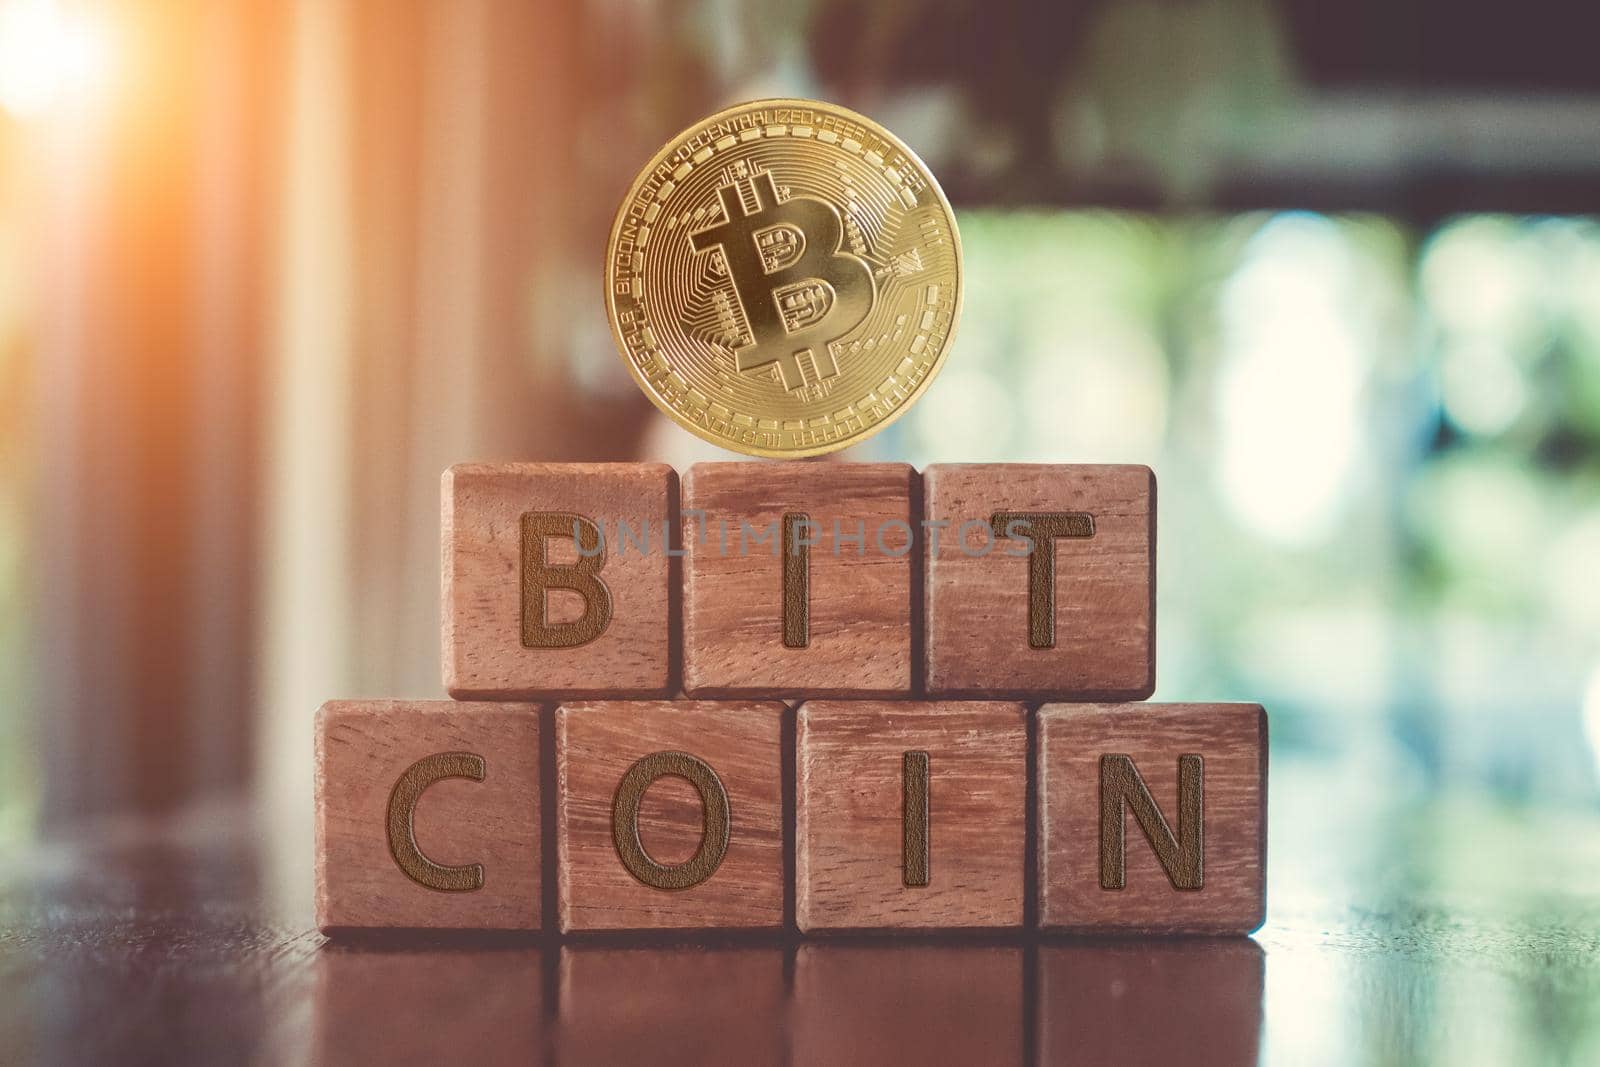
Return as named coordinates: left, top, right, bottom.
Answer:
left=386, top=752, right=487, bottom=892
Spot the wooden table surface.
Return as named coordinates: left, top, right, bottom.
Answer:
left=4, top=757, right=1599, bottom=1065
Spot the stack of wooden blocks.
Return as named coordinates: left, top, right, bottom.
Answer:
left=315, top=462, right=1266, bottom=936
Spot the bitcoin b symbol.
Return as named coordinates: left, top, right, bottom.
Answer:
left=689, top=171, right=874, bottom=391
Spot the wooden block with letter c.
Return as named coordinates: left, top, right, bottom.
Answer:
left=681, top=461, right=916, bottom=698
left=442, top=462, right=676, bottom=699
left=314, top=700, right=542, bottom=932
left=1037, top=702, right=1267, bottom=934
left=555, top=699, right=786, bottom=932
left=795, top=700, right=1027, bottom=932
left=923, top=463, right=1155, bottom=699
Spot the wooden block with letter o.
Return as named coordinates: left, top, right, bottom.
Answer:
left=682, top=461, right=915, bottom=698
left=796, top=700, right=1027, bottom=931
left=1037, top=702, right=1267, bottom=934
left=443, top=462, right=676, bottom=699
left=315, top=700, right=542, bottom=932
left=556, top=699, right=785, bottom=931
left=923, top=463, right=1154, bottom=699
left=559, top=947, right=785, bottom=1064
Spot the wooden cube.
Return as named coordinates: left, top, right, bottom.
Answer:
left=443, top=462, right=675, bottom=699
left=1038, top=941, right=1263, bottom=1065
left=682, top=462, right=915, bottom=697
left=315, top=945, right=544, bottom=1062
left=923, top=464, right=1154, bottom=699
left=796, top=700, right=1027, bottom=931
left=555, top=700, right=785, bottom=931
left=315, top=700, right=542, bottom=932
left=1037, top=703, right=1267, bottom=934
left=793, top=946, right=1023, bottom=1064
left=559, top=947, right=785, bottom=1063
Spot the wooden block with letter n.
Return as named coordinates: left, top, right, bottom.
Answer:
left=315, top=700, right=542, bottom=932
left=556, top=700, right=785, bottom=931
left=681, top=461, right=915, bottom=697
left=923, top=463, right=1154, bottom=699
left=796, top=700, right=1027, bottom=932
left=443, top=462, right=676, bottom=699
left=1037, top=703, right=1267, bottom=934
left=1038, top=940, right=1263, bottom=1064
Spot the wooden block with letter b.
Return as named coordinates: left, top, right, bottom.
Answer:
left=796, top=700, right=1027, bottom=932
left=923, top=463, right=1154, bottom=699
left=556, top=699, right=786, bottom=931
left=315, top=700, right=542, bottom=932
left=443, top=462, right=676, bottom=699
left=1037, top=702, right=1267, bottom=934
left=681, top=461, right=915, bottom=698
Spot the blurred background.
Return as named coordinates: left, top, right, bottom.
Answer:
left=1, top=0, right=1598, bottom=850
left=4, top=2, right=1600, bottom=1062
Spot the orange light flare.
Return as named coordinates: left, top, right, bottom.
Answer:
left=0, top=0, right=117, bottom=121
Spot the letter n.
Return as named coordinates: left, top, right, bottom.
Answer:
left=1099, top=754, right=1203, bottom=891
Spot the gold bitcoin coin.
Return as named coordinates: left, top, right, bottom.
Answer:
left=605, top=98, right=962, bottom=458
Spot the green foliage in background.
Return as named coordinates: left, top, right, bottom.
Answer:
left=873, top=210, right=1600, bottom=800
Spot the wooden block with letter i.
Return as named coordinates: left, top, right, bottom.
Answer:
left=796, top=700, right=1027, bottom=932
left=315, top=700, right=542, bottom=932
left=793, top=946, right=1023, bottom=1063
left=1037, top=702, right=1267, bottom=934
left=682, top=461, right=915, bottom=698
left=923, top=463, right=1154, bottom=699
left=443, top=462, right=675, bottom=699
left=556, top=700, right=785, bottom=931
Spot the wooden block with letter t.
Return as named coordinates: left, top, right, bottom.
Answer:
left=556, top=700, right=785, bottom=931
left=796, top=700, right=1027, bottom=932
left=923, top=463, right=1154, bottom=699
left=682, top=461, right=916, bottom=697
left=315, top=700, right=542, bottom=932
left=443, top=462, right=675, bottom=699
left=1037, top=702, right=1267, bottom=934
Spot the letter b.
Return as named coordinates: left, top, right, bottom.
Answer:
left=521, top=512, right=612, bottom=648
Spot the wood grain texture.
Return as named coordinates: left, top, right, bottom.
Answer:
left=792, top=947, right=1023, bottom=1064
left=556, top=700, right=785, bottom=931
left=315, top=700, right=541, bottom=932
left=316, top=946, right=544, bottom=1064
left=796, top=700, right=1027, bottom=931
left=1038, top=941, right=1263, bottom=1065
left=1037, top=702, right=1267, bottom=934
left=559, top=948, right=784, bottom=1065
left=923, top=464, right=1154, bottom=699
left=682, top=462, right=915, bottom=697
left=443, top=463, right=675, bottom=699
left=17, top=781, right=1600, bottom=1064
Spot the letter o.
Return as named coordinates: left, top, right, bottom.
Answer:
left=958, top=518, right=994, bottom=556
left=611, top=750, right=731, bottom=890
